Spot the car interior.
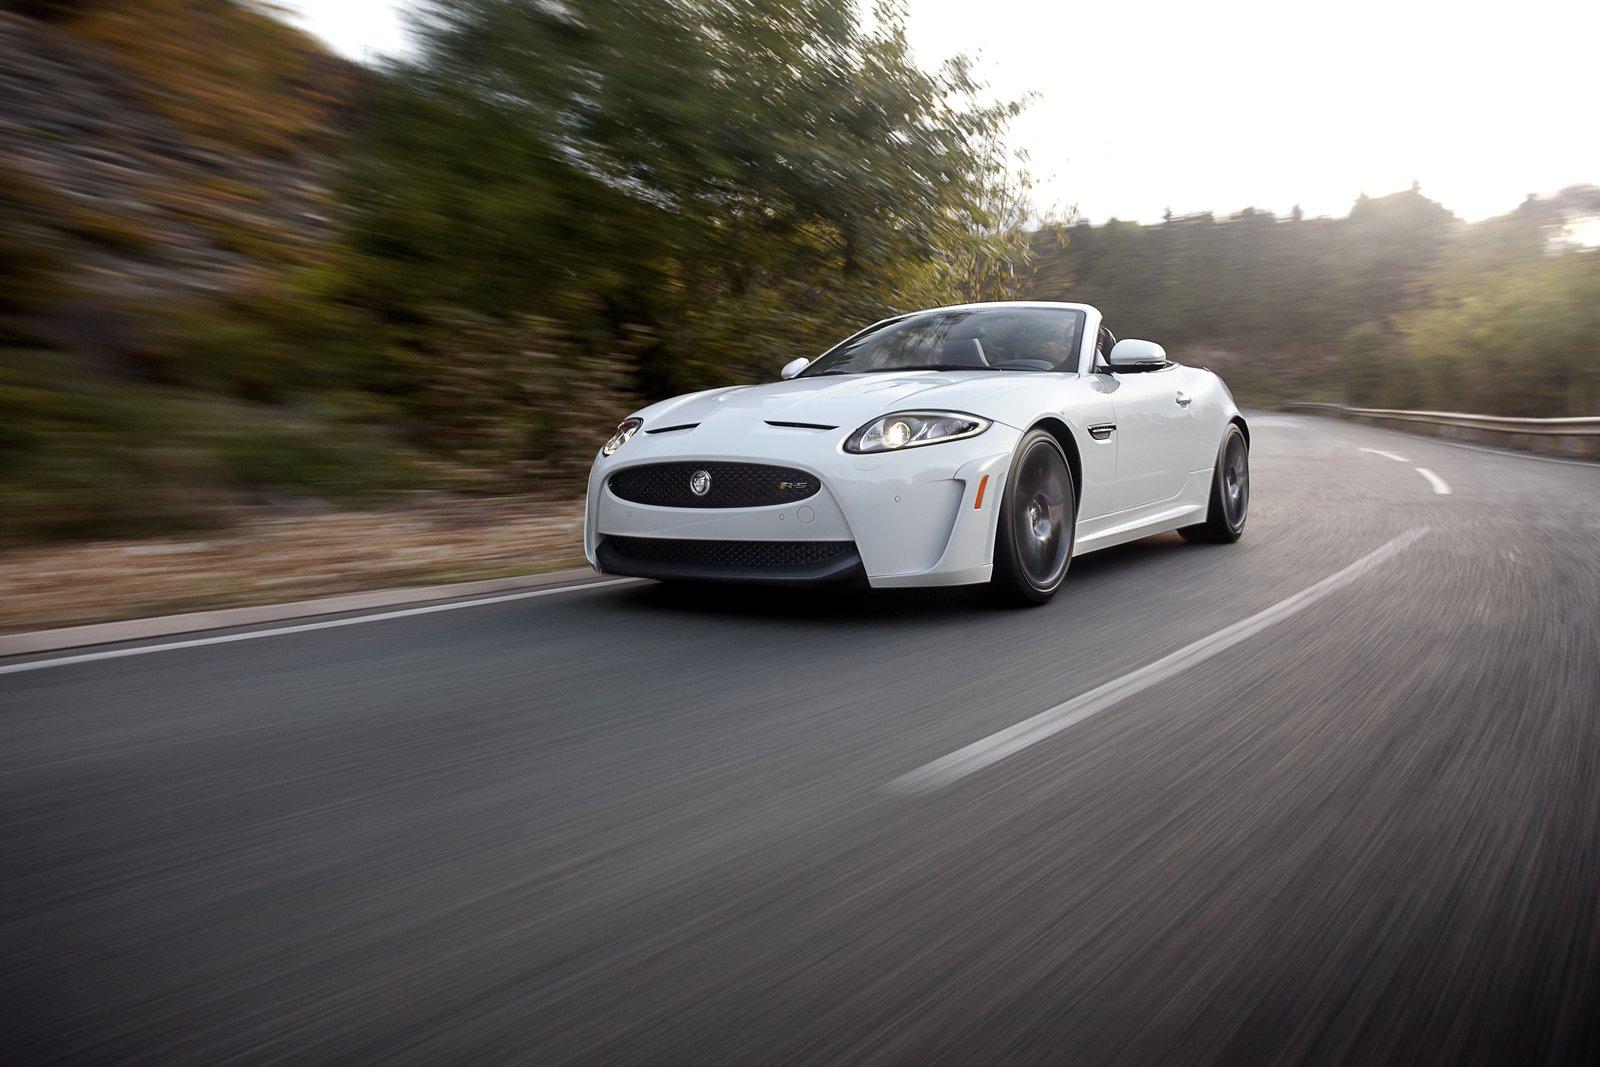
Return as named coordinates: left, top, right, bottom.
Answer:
left=934, top=314, right=1075, bottom=372
left=936, top=330, right=990, bottom=368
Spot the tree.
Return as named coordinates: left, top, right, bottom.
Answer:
left=340, top=0, right=1032, bottom=397
left=1396, top=205, right=1600, bottom=416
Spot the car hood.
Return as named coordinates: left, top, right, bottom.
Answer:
left=632, top=371, right=1060, bottom=433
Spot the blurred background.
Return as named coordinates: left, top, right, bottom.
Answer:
left=0, top=0, right=1596, bottom=628
left=6, top=5, right=1600, bottom=1062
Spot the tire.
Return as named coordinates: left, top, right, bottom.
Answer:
left=1179, top=422, right=1249, bottom=543
left=991, top=429, right=1076, bottom=605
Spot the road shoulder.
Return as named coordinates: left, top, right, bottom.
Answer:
left=0, top=567, right=602, bottom=658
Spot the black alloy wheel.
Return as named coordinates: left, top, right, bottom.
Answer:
left=992, top=429, right=1076, bottom=605
left=1180, top=423, right=1249, bottom=543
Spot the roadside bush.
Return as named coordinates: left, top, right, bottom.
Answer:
left=0, top=346, right=423, bottom=542
left=399, top=313, right=639, bottom=490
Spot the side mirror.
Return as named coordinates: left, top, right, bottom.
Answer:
left=1106, top=339, right=1167, bottom=370
left=780, top=356, right=811, bottom=380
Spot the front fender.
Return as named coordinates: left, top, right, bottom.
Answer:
left=1186, top=368, right=1245, bottom=469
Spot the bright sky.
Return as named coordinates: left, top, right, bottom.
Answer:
left=278, top=0, right=1598, bottom=224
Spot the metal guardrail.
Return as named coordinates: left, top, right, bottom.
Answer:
left=1284, top=402, right=1600, bottom=437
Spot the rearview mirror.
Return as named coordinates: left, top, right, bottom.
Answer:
left=1107, top=339, right=1167, bottom=370
left=780, top=356, right=811, bottom=380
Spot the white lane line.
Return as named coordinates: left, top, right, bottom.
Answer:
left=885, top=528, right=1432, bottom=795
left=0, top=579, right=639, bottom=677
left=1357, top=445, right=1452, bottom=495
left=1414, top=467, right=1451, bottom=495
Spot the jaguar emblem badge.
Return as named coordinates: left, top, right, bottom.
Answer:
left=689, top=469, right=712, bottom=496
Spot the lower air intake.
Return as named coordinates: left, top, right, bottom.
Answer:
left=604, top=537, right=853, bottom=568
left=597, top=536, right=864, bottom=584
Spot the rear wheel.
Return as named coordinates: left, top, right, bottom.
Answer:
left=1180, top=423, right=1249, bottom=543
left=991, top=429, right=1076, bottom=605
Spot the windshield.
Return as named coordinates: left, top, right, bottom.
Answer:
left=802, top=307, right=1086, bottom=376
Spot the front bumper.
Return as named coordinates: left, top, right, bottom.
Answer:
left=585, top=421, right=1020, bottom=587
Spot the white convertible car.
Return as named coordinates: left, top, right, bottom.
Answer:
left=585, top=301, right=1248, bottom=603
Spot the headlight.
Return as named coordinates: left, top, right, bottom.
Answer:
left=844, top=411, right=991, bottom=454
left=601, top=417, right=643, bottom=456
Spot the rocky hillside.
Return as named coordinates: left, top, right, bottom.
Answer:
left=0, top=1, right=359, bottom=353
left=0, top=2, right=395, bottom=543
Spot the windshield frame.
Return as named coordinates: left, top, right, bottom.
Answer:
left=799, top=306, right=1089, bottom=378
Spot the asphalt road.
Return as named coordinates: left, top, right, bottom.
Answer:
left=4, top=414, right=1599, bottom=1063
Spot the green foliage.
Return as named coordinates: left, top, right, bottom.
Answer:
left=139, top=277, right=373, bottom=401
left=342, top=0, right=1031, bottom=395
left=1394, top=208, right=1600, bottom=416
left=1340, top=322, right=1405, bottom=408
left=1032, top=187, right=1460, bottom=360
left=1031, top=186, right=1600, bottom=416
left=394, top=312, right=640, bottom=488
left=0, top=348, right=423, bottom=543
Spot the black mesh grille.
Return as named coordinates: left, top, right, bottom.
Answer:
left=608, top=462, right=820, bottom=508
left=603, top=537, right=854, bottom=569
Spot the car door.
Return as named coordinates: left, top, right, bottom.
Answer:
left=1109, top=364, right=1196, bottom=511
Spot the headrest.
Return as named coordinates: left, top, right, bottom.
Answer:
left=943, top=318, right=986, bottom=341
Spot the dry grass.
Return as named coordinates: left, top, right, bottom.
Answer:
left=0, top=497, right=588, bottom=633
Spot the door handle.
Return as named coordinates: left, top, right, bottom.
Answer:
left=1175, top=391, right=1192, bottom=407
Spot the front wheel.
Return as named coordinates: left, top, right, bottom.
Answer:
left=991, top=429, right=1076, bottom=605
left=1179, top=423, right=1249, bottom=543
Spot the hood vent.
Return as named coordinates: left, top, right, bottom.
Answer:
left=645, top=423, right=699, bottom=434
left=764, top=420, right=838, bottom=430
